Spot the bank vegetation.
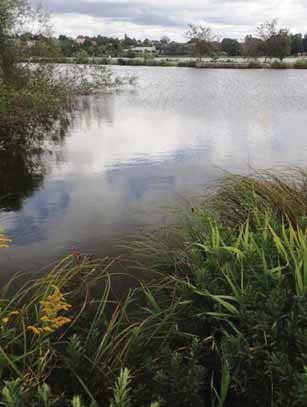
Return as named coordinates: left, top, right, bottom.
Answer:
left=2, top=169, right=307, bottom=406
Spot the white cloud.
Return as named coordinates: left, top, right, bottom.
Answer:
left=32, top=0, right=307, bottom=40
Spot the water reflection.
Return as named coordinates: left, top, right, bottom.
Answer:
left=0, top=113, right=70, bottom=212
left=1, top=67, right=307, bottom=280
left=0, top=149, right=45, bottom=211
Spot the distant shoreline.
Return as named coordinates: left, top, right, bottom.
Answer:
left=27, top=56, right=307, bottom=69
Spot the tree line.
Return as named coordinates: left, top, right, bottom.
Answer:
left=7, top=19, right=307, bottom=61
left=186, top=20, right=307, bottom=61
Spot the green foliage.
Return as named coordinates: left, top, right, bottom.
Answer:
left=124, top=169, right=307, bottom=406
left=109, top=369, right=132, bottom=407
left=1, top=379, right=26, bottom=407
left=293, top=59, right=307, bottom=69
left=270, top=60, right=288, bottom=69
left=221, top=38, right=241, bottom=56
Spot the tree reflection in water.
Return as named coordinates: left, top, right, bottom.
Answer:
left=0, top=94, right=115, bottom=212
left=0, top=114, right=70, bottom=212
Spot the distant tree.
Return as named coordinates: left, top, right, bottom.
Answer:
left=304, top=34, right=307, bottom=53
left=290, top=33, right=304, bottom=55
left=20, top=31, right=34, bottom=41
left=123, top=33, right=134, bottom=47
left=58, top=35, right=76, bottom=57
left=221, top=38, right=241, bottom=56
left=95, top=45, right=106, bottom=56
left=266, top=29, right=290, bottom=60
left=160, top=36, right=170, bottom=45
left=126, top=49, right=137, bottom=58
left=58, top=34, right=68, bottom=42
left=242, top=35, right=264, bottom=59
left=143, top=38, right=151, bottom=46
left=256, top=19, right=290, bottom=60
left=257, top=19, right=278, bottom=42
left=185, top=24, right=215, bottom=60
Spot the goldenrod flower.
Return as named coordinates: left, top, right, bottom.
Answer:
left=27, top=326, right=43, bottom=335
left=0, top=233, right=12, bottom=249
left=27, top=286, right=71, bottom=336
left=1, top=310, right=20, bottom=326
left=43, top=327, right=54, bottom=333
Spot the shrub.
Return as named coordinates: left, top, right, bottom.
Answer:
left=270, top=60, right=288, bottom=69
left=247, top=60, right=263, bottom=68
left=293, top=59, right=307, bottom=69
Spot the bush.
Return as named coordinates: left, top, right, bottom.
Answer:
left=270, top=60, right=288, bottom=69
left=177, top=60, right=197, bottom=68
left=293, top=59, right=307, bottom=69
left=247, top=60, right=263, bottom=68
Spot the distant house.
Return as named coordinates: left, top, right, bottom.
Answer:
left=76, top=35, right=86, bottom=45
left=26, top=40, right=36, bottom=48
left=91, top=40, right=97, bottom=47
left=131, top=46, right=156, bottom=55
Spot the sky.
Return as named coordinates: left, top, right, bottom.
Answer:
left=31, top=0, right=307, bottom=41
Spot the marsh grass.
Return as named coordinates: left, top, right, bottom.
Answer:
left=123, top=169, right=307, bottom=406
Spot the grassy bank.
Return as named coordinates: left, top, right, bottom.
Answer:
left=28, top=56, right=307, bottom=69
left=2, top=169, right=307, bottom=406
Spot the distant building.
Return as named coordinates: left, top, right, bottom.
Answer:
left=76, top=35, right=86, bottom=45
left=131, top=46, right=156, bottom=55
left=26, top=40, right=36, bottom=48
left=91, top=40, right=97, bottom=47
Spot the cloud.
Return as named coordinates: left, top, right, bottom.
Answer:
left=31, top=0, right=307, bottom=40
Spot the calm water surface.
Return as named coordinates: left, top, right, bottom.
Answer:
left=1, top=67, right=307, bottom=279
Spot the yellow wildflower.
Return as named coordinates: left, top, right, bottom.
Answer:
left=43, top=327, right=54, bottom=333
left=0, top=233, right=12, bottom=249
left=1, top=310, right=20, bottom=326
left=27, top=326, right=42, bottom=335
left=27, top=286, right=71, bottom=336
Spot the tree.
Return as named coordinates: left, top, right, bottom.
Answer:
left=304, top=34, right=307, bottom=53
left=160, top=36, right=170, bottom=45
left=58, top=35, right=76, bottom=57
left=1, top=1, right=28, bottom=82
left=143, top=38, right=151, bottom=46
left=257, top=19, right=278, bottom=42
left=185, top=24, right=214, bottom=60
left=290, top=33, right=304, bottom=55
left=221, top=38, right=241, bottom=56
left=266, top=29, right=290, bottom=60
left=256, top=19, right=290, bottom=60
left=242, top=35, right=264, bottom=59
left=123, top=33, right=135, bottom=47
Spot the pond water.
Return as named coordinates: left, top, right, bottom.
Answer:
left=1, top=66, right=307, bottom=280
